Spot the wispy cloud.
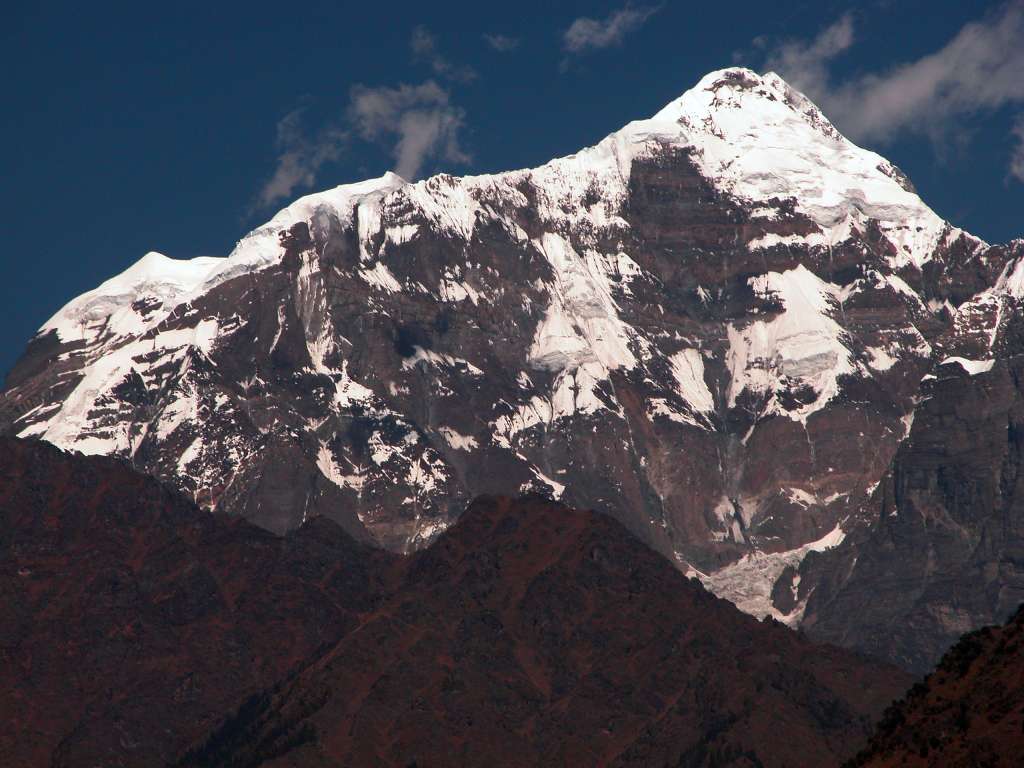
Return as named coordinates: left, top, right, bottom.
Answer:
left=255, top=79, right=471, bottom=210
left=761, top=2, right=1024, bottom=180
left=761, top=13, right=854, bottom=101
left=483, top=33, right=519, bottom=52
left=255, top=107, right=348, bottom=209
left=1011, top=117, right=1024, bottom=183
left=562, top=5, right=659, bottom=56
left=411, top=25, right=477, bottom=83
left=255, top=24, right=477, bottom=211
left=349, top=81, right=471, bottom=181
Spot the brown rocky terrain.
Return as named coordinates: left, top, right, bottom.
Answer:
left=0, top=437, right=395, bottom=768
left=181, top=495, right=908, bottom=768
left=2, top=437, right=909, bottom=767
left=846, top=606, right=1024, bottom=767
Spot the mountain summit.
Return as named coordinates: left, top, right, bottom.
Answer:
left=4, top=67, right=1023, bottom=670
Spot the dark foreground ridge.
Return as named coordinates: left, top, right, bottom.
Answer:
left=180, top=498, right=906, bottom=767
left=847, top=605, right=1024, bottom=768
left=0, top=436, right=910, bottom=767
left=0, top=437, right=396, bottom=768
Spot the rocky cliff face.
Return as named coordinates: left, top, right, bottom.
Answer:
left=2, top=67, right=1022, bottom=666
left=799, top=255, right=1024, bottom=672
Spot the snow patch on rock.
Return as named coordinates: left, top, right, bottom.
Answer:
left=696, top=524, right=846, bottom=625
left=726, top=265, right=855, bottom=423
left=438, top=427, right=479, bottom=451
left=669, top=348, right=714, bottom=414
left=941, top=356, right=995, bottom=375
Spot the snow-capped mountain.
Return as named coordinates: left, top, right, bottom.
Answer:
left=4, top=68, right=1023, bottom=667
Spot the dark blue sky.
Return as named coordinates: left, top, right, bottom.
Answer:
left=3, top=0, right=1021, bottom=381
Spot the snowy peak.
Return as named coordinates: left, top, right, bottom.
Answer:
left=40, top=174, right=412, bottom=348
left=196, top=171, right=410, bottom=294
left=632, top=68, right=951, bottom=266
left=651, top=67, right=829, bottom=126
left=42, top=251, right=223, bottom=344
left=40, top=68, right=953, bottom=351
left=4, top=66, right=1020, bottom=643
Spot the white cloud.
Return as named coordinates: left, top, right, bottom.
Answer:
left=563, top=5, right=659, bottom=55
left=255, top=79, right=471, bottom=209
left=763, top=2, right=1024, bottom=177
left=349, top=81, right=471, bottom=181
left=255, top=107, right=347, bottom=209
left=483, top=33, right=519, bottom=52
left=411, top=25, right=477, bottom=83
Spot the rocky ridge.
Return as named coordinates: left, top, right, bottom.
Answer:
left=181, top=493, right=906, bottom=768
left=1, top=437, right=907, bottom=768
left=0, top=437, right=394, bottom=768
left=847, top=605, right=1024, bottom=767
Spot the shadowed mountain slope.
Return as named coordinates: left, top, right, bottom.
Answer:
left=183, top=495, right=908, bottom=768
left=847, top=605, right=1024, bottom=767
left=1, top=438, right=910, bottom=767
left=0, top=437, right=395, bottom=768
